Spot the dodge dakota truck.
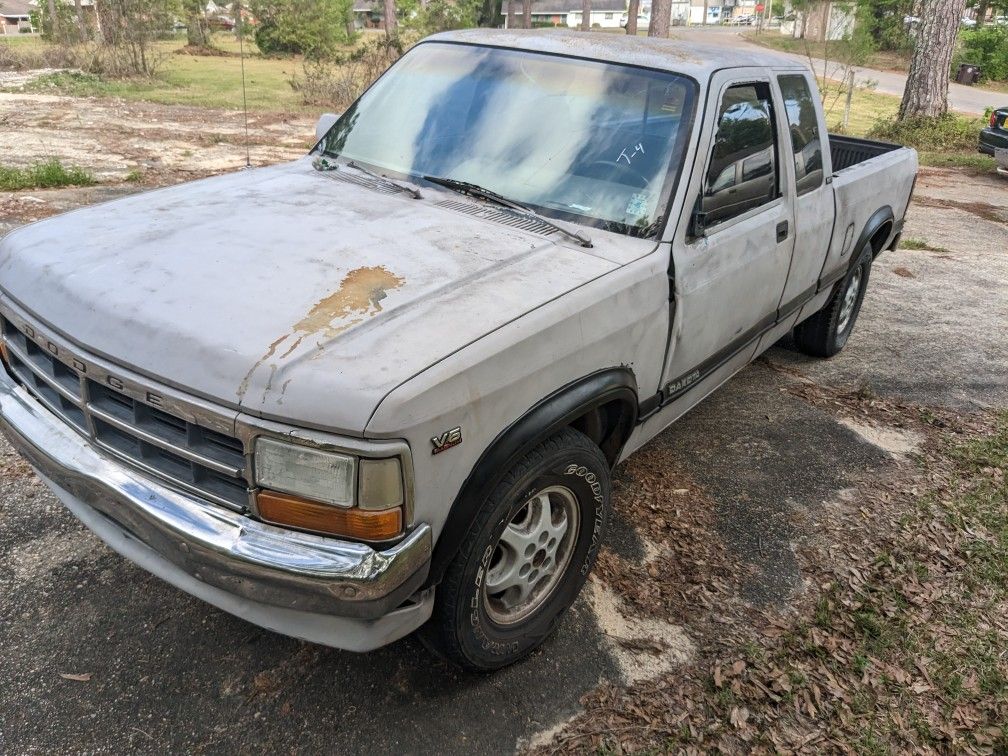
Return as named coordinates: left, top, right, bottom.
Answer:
left=0, top=30, right=917, bottom=671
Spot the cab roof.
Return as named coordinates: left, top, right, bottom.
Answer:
left=426, top=28, right=807, bottom=78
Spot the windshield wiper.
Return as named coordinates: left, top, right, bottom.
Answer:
left=423, top=175, right=593, bottom=248
left=312, top=156, right=422, bottom=199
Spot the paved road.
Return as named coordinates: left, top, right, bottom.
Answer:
left=1, top=166, right=1006, bottom=752
left=674, top=25, right=1007, bottom=115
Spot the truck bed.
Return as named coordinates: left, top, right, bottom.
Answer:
left=829, top=134, right=903, bottom=173
left=816, top=135, right=918, bottom=284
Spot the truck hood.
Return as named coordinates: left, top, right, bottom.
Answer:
left=0, top=159, right=621, bottom=433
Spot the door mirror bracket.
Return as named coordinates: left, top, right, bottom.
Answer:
left=688, top=196, right=708, bottom=240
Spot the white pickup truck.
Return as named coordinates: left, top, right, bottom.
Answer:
left=0, top=30, right=916, bottom=671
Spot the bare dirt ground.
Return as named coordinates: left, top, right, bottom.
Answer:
left=0, top=93, right=1006, bottom=754
left=0, top=90, right=311, bottom=186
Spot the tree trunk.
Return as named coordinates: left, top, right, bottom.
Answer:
left=480, top=0, right=497, bottom=26
left=580, top=0, right=591, bottom=30
left=186, top=17, right=205, bottom=46
left=46, top=0, right=60, bottom=39
left=522, top=0, right=532, bottom=27
left=74, top=0, right=85, bottom=40
left=626, top=0, right=639, bottom=34
left=384, top=0, right=397, bottom=37
left=648, top=0, right=670, bottom=36
left=975, top=0, right=988, bottom=25
left=898, top=0, right=967, bottom=119
left=702, top=0, right=708, bottom=24
left=506, top=0, right=516, bottom=28
left=233, top=1, right=242, bottom=40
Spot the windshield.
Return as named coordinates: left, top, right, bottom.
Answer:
left=320, top=42, right=697, bottom=237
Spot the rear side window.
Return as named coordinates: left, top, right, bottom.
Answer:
left=701, top=82, right=778, bottom=227
left=777, top=74, right=824, bottom=195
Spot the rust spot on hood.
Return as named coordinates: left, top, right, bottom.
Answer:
left=293, top=265, right=403, bottom=341
left=279, top=265, right=405, bottom=358
left=237, top=265, right=405, bottom=402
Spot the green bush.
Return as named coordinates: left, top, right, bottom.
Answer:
left=955, top=26, right=1008, bottom=83
left=251, top=0, right=354, bottom=58
left=867, top=113, right=985, bottom=152
left=0, top=159, right=96, bottom=191
left=396, top=0, right=480, bottom=34
left=854, top=0, right=915, bottom=53
left=24, top=70, right=104, bottom=95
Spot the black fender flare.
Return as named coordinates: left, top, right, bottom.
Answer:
left=424, top=368, right=638, bottom=588
left=820, top=205, right=895, bottom=292
left=851, top=205, right=894, bottom=269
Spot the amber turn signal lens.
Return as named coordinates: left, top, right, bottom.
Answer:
left=257, top=490, right=403, bottom=541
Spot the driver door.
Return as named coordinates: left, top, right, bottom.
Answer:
left=662, top=69, right=796, bottom=400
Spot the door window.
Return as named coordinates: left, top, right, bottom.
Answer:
left=701, top=82, right=779, bottom=227
left=777, top=74, right=824, bottom=196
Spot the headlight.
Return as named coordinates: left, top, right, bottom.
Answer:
left=252, top=436, right=408, bottom=542
left=254, top=436, right=355, bottom=507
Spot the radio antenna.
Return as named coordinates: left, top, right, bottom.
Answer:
left=237, top=4, right=251, bottom=169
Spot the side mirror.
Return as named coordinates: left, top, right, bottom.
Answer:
left=315, top=113, right=340, bottom=142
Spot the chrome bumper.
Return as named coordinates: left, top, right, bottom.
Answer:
left=0, top=368, right=432, bottom=622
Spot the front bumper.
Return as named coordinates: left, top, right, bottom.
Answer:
left=0, top=368, right=434, bottom=651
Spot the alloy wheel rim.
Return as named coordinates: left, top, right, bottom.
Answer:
left=837, top=268, right=862, bottom=334
left=482, top=485, right=580, bottom=626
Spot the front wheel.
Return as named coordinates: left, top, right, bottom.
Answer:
left=422, top=427, right=610, bottom=671
left=794, top=244, right=873, bottom=358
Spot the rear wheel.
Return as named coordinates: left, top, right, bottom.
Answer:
left=794, top=244, right=872, bottom=358
left=422, top=427, right=610, bottom=671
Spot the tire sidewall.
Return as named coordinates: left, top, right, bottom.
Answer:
left=454, top=442, right=609, bottom=668
left=830, top=247, right=872, bottom=351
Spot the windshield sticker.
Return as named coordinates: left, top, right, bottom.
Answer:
left=626, top=193, right=650, bottom=219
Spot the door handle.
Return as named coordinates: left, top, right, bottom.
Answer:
left=776, top=220, right=789, bottom=242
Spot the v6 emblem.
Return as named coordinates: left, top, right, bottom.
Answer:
left=431, top=426, right=462, bottom=455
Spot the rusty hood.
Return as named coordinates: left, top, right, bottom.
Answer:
left=0, top=159, right=623, bottom=433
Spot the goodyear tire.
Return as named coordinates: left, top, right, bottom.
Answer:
left=422, top=427, right=610, bottom=671
left=794, top=243, right=873, bottom=358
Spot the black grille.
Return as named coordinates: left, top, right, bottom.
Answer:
left=1, top=315, right=250, bottom=512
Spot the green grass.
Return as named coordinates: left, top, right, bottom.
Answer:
left=21, top=45, right=305, bottom=111
left=869, top=112, right=987, bottom=151
left=918, top=151, right=997, bottom=171
left=0, top=34, right=44, bottom=49
left=900, top=237, right=950, bottom=253
left=820, top=85, right=900, bottom=136
left=0, top=159, right=95, bottom=190
left=6, top=32, right=379, bottom=112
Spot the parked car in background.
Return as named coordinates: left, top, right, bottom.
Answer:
left=0, top=30, right=917, bottom=671
left=980, top=106, right=1008, bottom=170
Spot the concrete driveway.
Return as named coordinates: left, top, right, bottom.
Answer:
left=1, top=152, right=1006, bottom=751
left=675, top=25, right=1007, bottom=115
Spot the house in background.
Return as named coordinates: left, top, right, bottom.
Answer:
left=352, top=0, right=383, bottom=29
left=637, top=0, right=690, bottom=26
left=506, top=0, right=627, bottom=28
left=512, top=0, right=691, bottom=29
left=780, top=0, right=854, bottom=40
left=1, top=0, right=34, bottom=34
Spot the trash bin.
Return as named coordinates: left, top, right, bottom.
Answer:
left=956, top=63, right=981, bottom=85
